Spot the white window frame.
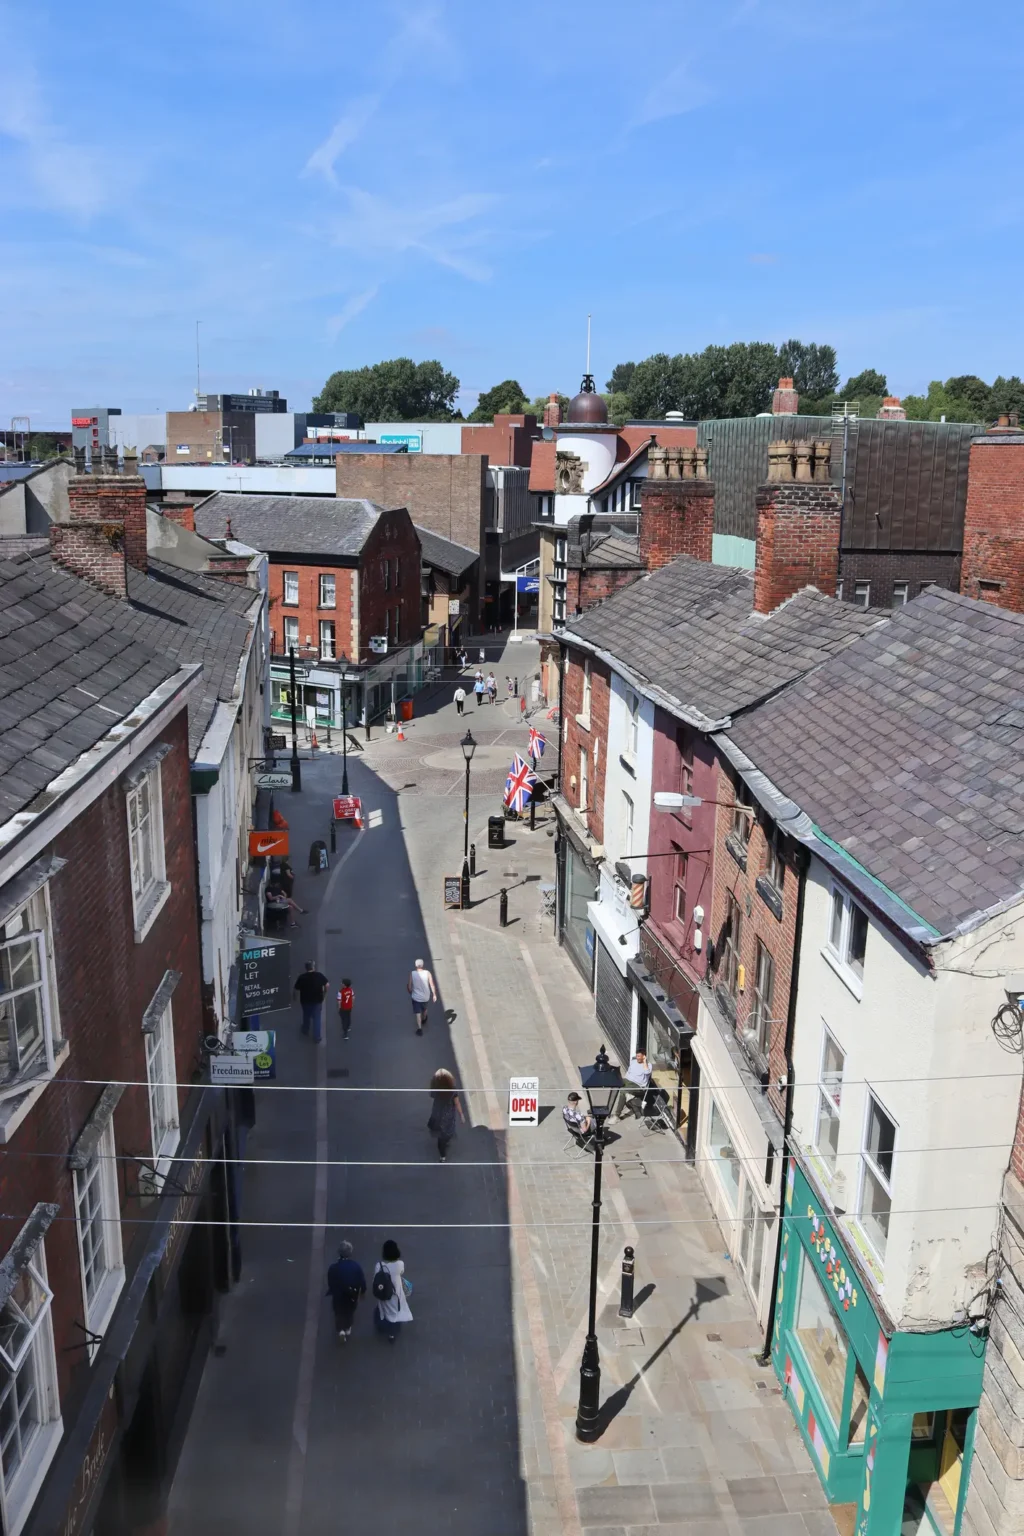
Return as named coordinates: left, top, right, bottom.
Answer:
left=824, top=884, right=868, bottom=997
left=282, top=570, right=299, bottom=605
left=581, top=657, right=591, bottom=722
left=381, top=559, right=390, bottom=591
left=145, top=1002, right=179, bottom=1175
left=73, top=1121, right=124, bottom=1353
left=125, top=763, right=169, bottom=944
left=318, top=573, right=336, bottom=608
left=625, top=692, right=639, bottom=757
left=856, top=1090, right=896, bottom=1264
left=282, top=616, right=299, bottom=652
left=1, top=887, right=59, bottom=1102
left=853, top=580, right=871, bottom=609
left=892, top=581, right=909, bottom=608
left=622, top=791, right=634, bottom=858
left=814, top=1028, right=845, bottom=1175
left=0, top=1238, right=62, bottom=1536
left=750, top=939, right=775, bottom=1057
left=319, top=620, right=336, bottom=659
left=578, top=746, right=588, bottom=814
left=631, top=480, right=644, bottom=510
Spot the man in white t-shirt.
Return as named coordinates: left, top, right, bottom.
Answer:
left=407, top=958, right=438, bottom=1036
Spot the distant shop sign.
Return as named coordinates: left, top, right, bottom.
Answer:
left=380, top=433, right=421, bottom=452
left=175, top=444, right=190, bottom=454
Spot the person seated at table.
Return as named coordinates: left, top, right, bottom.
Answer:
left=614, top=1051, right=665, bottom=1118
left=563, top=1092, right=593, bottom=1138
left=265, top=879, right=305, bottom=930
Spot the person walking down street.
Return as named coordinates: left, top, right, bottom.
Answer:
left=459, top=648, right=468, bottom=671
left=427, top=1068, right=465, bottom=1162
left=486, top=672, right=497, bottom=704
left=407, top=958, right=437, bottom=1035
left=294, top=960, right=329, bottom=1042
left=372, top=1240, right=413, bottom=1342
left=473, top=674, right=485, bottom=709
left=337, top=978, right=354, bottom=1040
left=326, top=1241, right=366, bottom=1344
left=506, top=675, right=514, bottom=699
left=453, top=684, right=466, bottom=716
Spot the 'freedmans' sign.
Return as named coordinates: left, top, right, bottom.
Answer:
left=239, top=941, right=291, bottom=1016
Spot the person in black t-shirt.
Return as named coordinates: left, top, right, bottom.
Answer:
left=294, top=961, right=329, bottom=1043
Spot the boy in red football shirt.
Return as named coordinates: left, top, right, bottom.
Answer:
left=337, top=978, right=354, bottom=1039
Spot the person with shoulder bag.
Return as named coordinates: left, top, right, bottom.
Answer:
left=372, top=1239, right=413, bottom=1343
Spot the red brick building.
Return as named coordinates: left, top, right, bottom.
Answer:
left=0, top=544, right=229, bottom=1536
left=960, top=415, right=1024, bottom=611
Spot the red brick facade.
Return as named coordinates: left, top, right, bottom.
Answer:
left=68, top=473, right=148, bottom=575
left=50, top=521, right=127, bottom=598
left=961, top=432, right=1024, bottom=612
left=705, top=757, right=801, bottom=1122
left=639, top=479, right=715, bottom=572
left=562, top=646, right=610, bottom=844
left=1, top=706, right=205, bottom=1432
left=565, top=563, right=645, bottom=615
left=271, top=560, right=357, bottom=659
left=754, top=482, right=841, bottom=614
left=460, top=414, right=538, bottom=466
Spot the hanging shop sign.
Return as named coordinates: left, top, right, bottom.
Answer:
left=254, top=771, right=292, bottom=789
left=230, top=1029, right=277, bottom=1080
left=249, top=829, right=289, bottom=858
left=239, top=940, right=291, bottom=1015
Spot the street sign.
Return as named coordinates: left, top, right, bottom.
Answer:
left=443, top=875, right=462, bottom=909
left=333, top=796, right=362, bottom=823
left=211, top=1054, right=254, bottom=1085
left=254, top=772, right=292, bottom=789
left=270, top=733, right=287, bottom=749
left=509, top=1076, right=539, bottom=1126
left=249, top=829, right=289, bottom=858
left=239, top=941, right=291, bottom=1015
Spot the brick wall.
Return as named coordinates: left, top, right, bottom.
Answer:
left=357, top=508, right=422, bottom=655
left=160, top=502, right=196, bottom=533
left=461, top=416, right=537, bottom=466
left=639, top=479, right=715, bottom=571
left=0, top=707, right=204, bottom=1418
left=335, top=453, right=487, bottom=555
left=565, top=563, right=645, bottom=615
left=270, top=557, right=357, bottom=659
left=644, top=713, right=718, bottom=993
left=50, top=521, right=127, bottom=598
left=961, top=434, right=1024, bottom=612
left=67, top=472, right=148, bottom=574
left=165, top=411, right=256, bottom=465
left=839, top=549, right=960, bottom=607
left=562, top=645, right=610, bottom=844
left=706, top=756, right=801, bottom=1122
left=754, top=481, right=841, bottom=613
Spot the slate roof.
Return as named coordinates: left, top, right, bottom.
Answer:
left=194, top=493, right=384, bottom=559
left=563, top=555, right=884, bottom=726
left=414, top=525, right=477, bottom=578
left=568, top=533, right=644, bottom=571
left=726, top=587, right=1024, bottom=937
left=0, top=551, right=181, bottom=825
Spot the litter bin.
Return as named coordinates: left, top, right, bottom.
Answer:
left=487, top=815, right=505, bottom=850
left=399, top=698, right=414, bottom=722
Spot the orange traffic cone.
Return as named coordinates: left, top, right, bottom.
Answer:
left=397, top=722, right=405, bottom=741
left=311, top=730, right=318, bottom=750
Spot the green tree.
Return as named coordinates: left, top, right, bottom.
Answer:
left=529, top=393, right=571, bottom=422
left=777, top=340, right=839, bottom=400
left=842, top=369, right=888, bottom=400
left=312, top=358, right=460, bottom=423
left=944, top=375, right=991, bottom=418
left=901, top=381, right=979, bottom=423
left=628, top=342, right=786, bottom=420
left=467, top=379, right=529, bottom=422
left=605, top=362, right=636, bottom=395
left=628, top=353, right=686, bottom=417
left=990, top=376, right=1024, bottom=418
left=603, top=392, right=632, bottom=427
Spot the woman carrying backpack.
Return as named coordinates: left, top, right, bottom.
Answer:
left=372, top=1239, right=413, bottom=1342
left=427, top=1067, right=465, bottom=1162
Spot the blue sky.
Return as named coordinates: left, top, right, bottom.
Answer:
left=2, top=0, right=1023, bottom=426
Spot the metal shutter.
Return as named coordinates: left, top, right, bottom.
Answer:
left=595, top=940, right=632, bottom=1070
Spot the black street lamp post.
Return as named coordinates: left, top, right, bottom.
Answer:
left=289, top=646, right=302, bottom=793
left=576, top=1044, right=623, bottom=1443
left=340, top=656, right=350, bottom=797
left=461, top=729, right=476, bottom=908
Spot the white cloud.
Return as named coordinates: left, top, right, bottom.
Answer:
left=326, top=286, right=379, bottom=339
left=0, top=68, right=103, bottom=218
left=303, top=95, right=380, bottom=187
left=330, top=187, right=498, bottom=281
left=631, top=60, right=713, bottom=127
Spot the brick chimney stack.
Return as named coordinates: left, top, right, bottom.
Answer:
left=639, top=443, right=715, bottom=572
left=754, top=439, right=841, bottom=612
left=542, top=393, right=562, bottom=429
left=66, top=472, right=148, bottom=575
left=160, top=501, right=196, bottom=533
left=771, top=377, right=799, bottom=415
left=960, top=416, right=1024, bottom=611
left=876, top=397, right=907, bottom=421
left=49, top=522, right=128, bottom=599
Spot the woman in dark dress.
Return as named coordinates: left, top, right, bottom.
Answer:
left=427, top=1068, right=464, bottom=1162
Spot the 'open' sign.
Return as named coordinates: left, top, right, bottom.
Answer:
left=508, top=1076, right=539, bottom=1127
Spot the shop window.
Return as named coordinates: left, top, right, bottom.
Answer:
left=815, top=1031, right=844, bottom=1172
left=848, top=1361, right=870, bottom=1446
left=318, top=573, right=336, bottom=608
left=1, top=886, right=59, bottom=1097
left=858, top=1092, right=896, bottom=1261
left=283, top=617, right=299, bottom=652
left=707, top=1097, right=740, bottom=1213
left=283, top=570, right=299, bottom=605
left=793, top=1247, right=848, bottom=1432
left=722, top=893, right=742, bottom=999
left=319, top=621, right=336, bottom=659
left=739, top=1181, right=766, bottom=1295
left=0, top=1232, right=61, bottom=1534
left=827, top=885, right=868, bottom=992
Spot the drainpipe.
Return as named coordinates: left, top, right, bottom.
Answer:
left=556, top=636, right=566, bottom=794
left=757, top=846, right=808, bottom=1367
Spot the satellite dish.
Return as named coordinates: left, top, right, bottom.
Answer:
left=542, top=427, right=554, bottom=441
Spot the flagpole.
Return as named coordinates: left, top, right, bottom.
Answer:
left=530, top=752, right=536, bottom=830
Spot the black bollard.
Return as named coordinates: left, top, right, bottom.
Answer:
left=618, top=1246, right=635, bottom=1318
left=330, top=819, right=336, bottom=853
left=470, top=842, right=477, bottom=877
left=499, top=887, right=508, bottom=927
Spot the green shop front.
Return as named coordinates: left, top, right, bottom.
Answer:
left=772, top=1161, right=984, bottom=1536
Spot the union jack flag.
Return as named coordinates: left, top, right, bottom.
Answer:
left=528, top=726, right=546, bottom=759
left=504, top=753, right=537, bottom=813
